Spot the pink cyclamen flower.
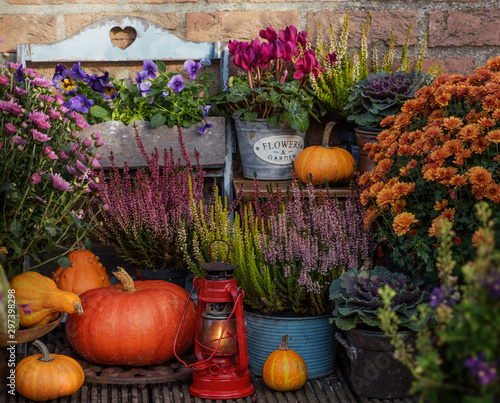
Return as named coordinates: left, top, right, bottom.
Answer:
left=5, top=123, right=17, bottom=135
left=50, top=173, right=73, bottom=192
left=29, top=173, right=41, bottom=184
left=32, top=128, right=52, bottom=142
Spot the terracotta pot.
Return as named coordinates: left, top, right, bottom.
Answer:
left=355, top=126, right=383, bottom=174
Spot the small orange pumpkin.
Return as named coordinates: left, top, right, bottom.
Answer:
left=15, top=339, right=84, bottom=401
left=294, top=122, right=356, bottom=186
left=51, top=249, right=111, bottom=295
left=262, top=335, right=307, bottom=392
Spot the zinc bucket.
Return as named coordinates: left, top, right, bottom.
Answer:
left=244, top=312, right=337, bottom=379
left=234, top=118, right=305, bottom=180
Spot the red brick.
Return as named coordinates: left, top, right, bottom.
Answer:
left=429, top=9, right=500, bottom=47
left=0, top=15, right=57, bottom=53
left=423, top=57, right=476, bottom=76
left=186, top=11, right=299, bottom=42
left=307, top=10, right=418, bottom=49
left=65, top=13, right=179, bottom=37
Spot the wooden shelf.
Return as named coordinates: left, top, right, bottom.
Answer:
left=233, top=177, right=352, bottom=199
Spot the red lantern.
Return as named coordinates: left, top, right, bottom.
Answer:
left=175, top=241, right=255, bottom=399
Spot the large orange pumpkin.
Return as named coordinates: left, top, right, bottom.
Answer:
left=51, top=249, right=111, bottom=295
left=294, top=122, right=356, bottom=186
left=65, top=267, right=196, bottom=366
left=15, top=339, right=84, bottom=401
left=262, top=335, right=307, bottom=392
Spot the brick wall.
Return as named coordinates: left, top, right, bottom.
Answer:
left=0, top=0, right=499, bottom=76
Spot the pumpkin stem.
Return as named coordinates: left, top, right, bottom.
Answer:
left=113, top=267, right=136, bottom=292
left=74, top=301, right=84, bottom=315
left=33, top=339, right=53, bottom=363
left=278, top=335, right=290, bottom=351
left=321, top=121, right=336, bottom=149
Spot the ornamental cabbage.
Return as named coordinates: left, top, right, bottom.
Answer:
left=345, top=70, right=434, bottom=128
left=330, top=266, right=433, bottom=331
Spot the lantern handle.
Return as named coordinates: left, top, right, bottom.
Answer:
left=208, top=239, right=231, bottom=262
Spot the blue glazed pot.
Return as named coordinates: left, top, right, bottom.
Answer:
left=244, top=311, right=337, bottom=379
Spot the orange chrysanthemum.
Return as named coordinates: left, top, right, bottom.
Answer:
left=363, top=206, right=377, bottom=229
left=477, top=117, right=496, bottom=128
left=392, top=212, right=419, bottom=236
left=449, top=174, right=467, bottom=188
left=453, top=150, right=472, bottom=166
left=442, top=116, right=464, bottom=132
left=471, top=184, right=486, bottom=200
left=392, top=182, right=416, bottom=198
left=429, top=209, right=455, bottom=237
left=457, top=124, right=481, bottom=142
left=485, top=182, right=500, bottom=203
left=486, top=129, right=500, bottom=144
left=358, top=172, right=371, bottom=186
left=443, top=139, right=465, bottom=155
left=470, top=137, right=490, bottom=153
left=369, top=182, right=384, bottom=198
left=486, top=56, right=500, bottom=71
left=435, top=167, right=458, bottom=185
left=471, top=228, right=495, bottom=247
left=376, top=188, right=396, bottom=210
left=392, top=199, right=407, bottom=214
left=493, top=109, right=500, bottom=120
left=434, top=199, right=449, bottom=210
left=360, top=188, right=370, bottom=206
left=466, top=166, right=493, bottom=186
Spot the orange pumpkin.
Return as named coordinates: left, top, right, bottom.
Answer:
left=51, top=249, right=111, bottom=295
left=294, top=122, right=356, bottom=186
left=262, top=335, right=307, bottom=392
left=65, top=267, right=196, bottom=366
left=15, top=339, right=84, bottom=401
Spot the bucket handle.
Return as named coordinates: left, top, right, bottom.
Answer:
left=335, top=332, right=357, bottom=361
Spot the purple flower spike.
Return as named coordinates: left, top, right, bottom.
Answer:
left=167, top=75, right=184, bottom=93
left=184, top=60, right=202, bottom=79
left=142, top=60, right=157, bottom=79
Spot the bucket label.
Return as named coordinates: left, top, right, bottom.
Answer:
left=253, top=135, right=304, bottom=165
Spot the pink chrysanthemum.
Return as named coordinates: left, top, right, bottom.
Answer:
left=29, top=173, right=41, bottom=184
left=32, top=77, right=53, bottom=87
left=29, top=111, right=51, bottom=130
left=50, top=173, right=73, bottom=192
left=32, top=128, right=51, bottom=142
left=5, top=123, right=17, bottom=135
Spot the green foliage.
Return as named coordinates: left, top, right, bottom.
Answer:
left=378, top=204, right=500, bottom=402
left=211, top=72, right=319, bottom=133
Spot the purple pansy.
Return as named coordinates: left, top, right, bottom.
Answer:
left=167, top=75, right=184, bottom=93
left=136, top=70, right=152, bottom=96
left=71, top=62, right=89, bottom=82
left=53, top=69, right=79, bottom=94
left=200, top=59, right=211, bottom=69
left=184, top=59, right=202, bottom=79
left=142, top=60, right=157, bottom=79
left=464, top=352, right=498, bottom=386
left=198, top=105, right=211, bottom=120
left=64, top=94, right=94, bottom=114
left=88, top=72, right=111, bottom=94
left=198, top=122, right=213, bottom=135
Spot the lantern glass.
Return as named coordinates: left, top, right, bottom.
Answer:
left=198, top=302, right=237, bottom=355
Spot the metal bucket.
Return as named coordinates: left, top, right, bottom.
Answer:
left=355, top=126, right=383, bottom=174
left=245, top=312, right=337, bottom=379
left=234, top=118, right=305, bottom=180
left=336, top=328, right=415, bottom=399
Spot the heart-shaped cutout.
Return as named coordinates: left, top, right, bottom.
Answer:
left=109, top=26, right=137, bottom=50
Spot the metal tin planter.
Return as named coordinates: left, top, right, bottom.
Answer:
left=244, top=311, right=337, bottom=379
left=234, top=118, right=305, bottom=180
left=336, top=328, right=415, bottom=399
